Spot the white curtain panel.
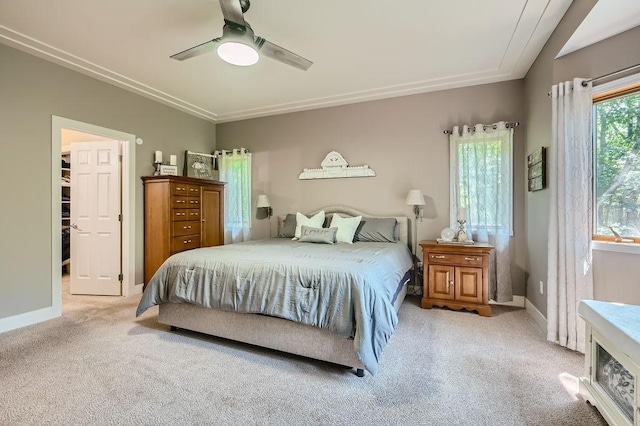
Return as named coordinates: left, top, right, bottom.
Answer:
left=218, top=149, right=252, bottom=244
left=547, top=79, right=594, bottom=353
left=450, top=122, right=513, bottom=303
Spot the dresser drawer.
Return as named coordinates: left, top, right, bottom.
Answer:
left=187, top=209, right=200, bottom=220
left=171, top=183, right=189, bottom=196
left=172, top=221, right=201, bottom=237
left=172, top=235, right=201, bottom=252
left=172, top=209, right=189, bottom=221
left=428, top=253, right=483, bottom=267
left=187, top=185, right=201, bottom=196
left=172, top=196, right=189, bottom=208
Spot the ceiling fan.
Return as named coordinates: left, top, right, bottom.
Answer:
left=170, top=0, right=312, bottom=71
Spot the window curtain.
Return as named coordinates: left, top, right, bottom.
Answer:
left=450, top=122, right=513, bottom=303
left=218, top=149, right=252, bottom=244
left=547, top=78, right=593, bottom=353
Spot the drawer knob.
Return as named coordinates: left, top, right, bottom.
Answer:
left=434, top=255, right=446, bottom=259
left=465, top=257, right=479, bottom=261
left=183, top=239, right=191, bottom=244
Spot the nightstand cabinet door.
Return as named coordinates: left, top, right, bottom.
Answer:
left=428, top=265, right=455, bottom=300
left=455, top=266, right=483, bottom=304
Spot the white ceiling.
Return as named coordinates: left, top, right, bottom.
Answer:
left=557, top=0, right=640, bottom=58
left=0, top=0, right=574, bottom=123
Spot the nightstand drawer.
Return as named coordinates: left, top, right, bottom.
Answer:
left=428, top=253, right=483, bottom=267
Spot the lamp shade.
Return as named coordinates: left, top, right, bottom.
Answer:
left=256, top=194, right=271, bottom=208
left=405, top=189, right=425, bottom=206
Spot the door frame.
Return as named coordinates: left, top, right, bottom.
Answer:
left=51, top=116, right=139, bottom=312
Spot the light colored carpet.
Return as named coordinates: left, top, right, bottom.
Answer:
left=0, top=278, right=605, bottom=425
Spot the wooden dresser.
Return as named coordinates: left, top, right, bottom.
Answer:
left=419, top=241, right=493, bottom=317
left=142, top=176, right=225, bottom=284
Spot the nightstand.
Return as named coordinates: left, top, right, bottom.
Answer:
left=419, top=241, right=494, bottom=317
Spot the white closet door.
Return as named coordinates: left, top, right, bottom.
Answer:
left=70, top=141, right=121, bottom=295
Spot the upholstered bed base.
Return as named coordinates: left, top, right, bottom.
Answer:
left=159, top=281, right=407, bottom=376
left=159, top=206, right=411, bottom=377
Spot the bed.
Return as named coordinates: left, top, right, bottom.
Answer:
left=136, top=206, right=413, bottom=376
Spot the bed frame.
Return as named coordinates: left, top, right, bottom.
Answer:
left=159, top=206, right=410, bottom=377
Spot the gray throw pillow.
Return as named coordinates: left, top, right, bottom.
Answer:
left=278, top=214, right=297, bottom=238
left=354, top=217, right=397, bottom=242
left=298, top=226, right=337, bottom=244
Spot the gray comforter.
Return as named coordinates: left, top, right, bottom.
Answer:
left=136, top=239, right=413, bottom=374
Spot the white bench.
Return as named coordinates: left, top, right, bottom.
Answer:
left=579, top=300, right=640, bottom=425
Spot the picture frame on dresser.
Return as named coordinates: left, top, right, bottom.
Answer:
left=184, top=151, right=216, bottom=180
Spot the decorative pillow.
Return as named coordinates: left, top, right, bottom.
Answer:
left=278, top=214, right=297, bottom=238
left=354, top=217, right=397, bottom=243
left=294, top=211, right=325, bottom=239
left=329, top=213, right=362, bottom=244
left=298, top=226, right=337, bottom=244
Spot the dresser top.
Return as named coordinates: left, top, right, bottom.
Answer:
left=141, top=175, right=225, bottom=185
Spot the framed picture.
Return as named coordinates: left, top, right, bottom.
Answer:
left=528, top=175, right=546, bottom=192
left=528, top=161, right=544, bottom=179
left=527, top=147, right=546, bottom=192
left=159, top=164, right=179, bottom=176
left=184, top=151, right=215, bottom=180
left=527, top=146, right=546, bottom=167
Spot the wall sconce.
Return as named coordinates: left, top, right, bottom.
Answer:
left=257, top=194, right=273, bottom=237
left=406, top=189, right=425, bottom=222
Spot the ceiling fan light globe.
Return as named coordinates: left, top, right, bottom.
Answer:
left=217, top=42, right=259, bottom=66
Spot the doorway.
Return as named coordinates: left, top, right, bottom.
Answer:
left=51, top=117, right=139, bottom=315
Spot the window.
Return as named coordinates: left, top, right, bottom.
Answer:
left=450, top=124, right=513, bottom=235
left=593, top=81, right=640, bottom=242
left=218, top=149, right=252, bottom=243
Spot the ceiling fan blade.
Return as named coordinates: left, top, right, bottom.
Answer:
left=255, top=38, right=312, bottom=71
left=170, top=38, right=222, bottom=61
left=219, top=0, right=245, bottom=26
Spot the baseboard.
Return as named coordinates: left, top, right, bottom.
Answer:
left=0, top=305, right=61, bottom=334
left=490, top=295, right=525, bottom=308
left=525, top=298, right=547, bottom=334
left=132, top=283, right=144, bottom=296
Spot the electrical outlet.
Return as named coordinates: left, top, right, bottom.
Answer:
left=539, top=281, right=544, bottom=295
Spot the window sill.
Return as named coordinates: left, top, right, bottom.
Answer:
left=592, top=241, right=640, bottom=255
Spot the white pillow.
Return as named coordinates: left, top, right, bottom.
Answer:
left=329, top=214, right=362, bottom=244
left=293, top=211, right=325, bottom=239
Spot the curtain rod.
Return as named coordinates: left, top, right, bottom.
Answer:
left=581, top=63, right=640, bottom=87
left=546, top=63, right=640, bottom=96
left=443, top=122, right=519, bottom=135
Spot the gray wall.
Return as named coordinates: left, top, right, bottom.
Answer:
left=524, top=2, right=640, bottom=316
left=0, top=44, right=216, bottom=319
left=217, top=80, right=528, bottom=297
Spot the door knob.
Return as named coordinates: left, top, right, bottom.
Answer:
left=70, top=223, right=83, bottom=231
